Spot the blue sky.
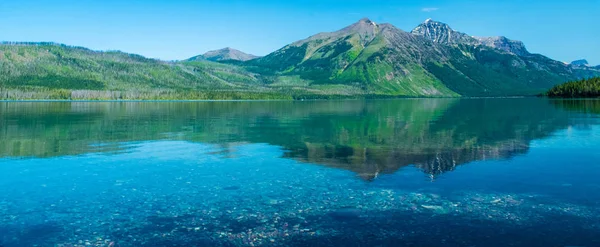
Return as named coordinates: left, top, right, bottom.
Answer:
left=1, top=0, right=598, bottom=64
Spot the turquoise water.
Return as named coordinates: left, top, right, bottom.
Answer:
left=0, top=98, right=599, bottom=246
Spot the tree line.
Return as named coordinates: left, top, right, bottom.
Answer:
left=546, top=77, right=600, bottom=98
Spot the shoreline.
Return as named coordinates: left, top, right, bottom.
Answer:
left=0, top=96, right=552, bottom=102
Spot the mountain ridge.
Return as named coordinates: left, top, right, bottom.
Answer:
left=248, top=18, right=600, bottom=97
left=1, top=18, right=599, bottom=99
left=570, top=59, right=590, bottom=66
left=410, top=19, right=478, bottom=45
left=187, top=47, right=259, bottom=62
left=410, top=19, right=529, bottom=56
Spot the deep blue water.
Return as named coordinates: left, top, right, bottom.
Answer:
left=0, top=98, right=599, bottom=247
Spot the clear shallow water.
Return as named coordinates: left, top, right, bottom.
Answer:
left=0, top=98, right=599, bottom=247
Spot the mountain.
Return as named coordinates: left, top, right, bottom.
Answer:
left=570, top=59, right=589, bottom=66
left=410, top=19, right=530, bottom=56
left=1, top=19, right=599, bottom=99
left=411, top=20, right=529, bottom=56
left=410, top=18, right=478, bottom=45
left=187, top=47, right=259, bottom=62
left=474, top=36, right=529, bottom=56
left=0, top=42, right=370, bottom=100
left=248, top=18, right=599, bottom=97
left=249, top=18, right=459, bottom=96
left=0, top=42, right=278, bottom=100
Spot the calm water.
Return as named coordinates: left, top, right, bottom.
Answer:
left=1, top=98, right=599, bottom=247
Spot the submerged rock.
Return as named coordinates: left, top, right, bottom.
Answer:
left=223, top=186, right=241, bottom=191
left=267, top=199, right=282, bottom=205
left=421, top=205, right=448, bottom=214
left=328, top=208, right=362, bottom=220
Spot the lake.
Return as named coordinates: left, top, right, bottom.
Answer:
left=0, top=98, right=599, bottom=247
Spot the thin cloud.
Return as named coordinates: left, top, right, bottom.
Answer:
left=421, top=7, right=439, bottom=12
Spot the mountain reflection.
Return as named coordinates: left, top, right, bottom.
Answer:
left=0, top=98, right=596, bottom=179
left=550, top=99, right=600, bottom=115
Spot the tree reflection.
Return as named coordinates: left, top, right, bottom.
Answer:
left=0, top=98, right=596, bottom=179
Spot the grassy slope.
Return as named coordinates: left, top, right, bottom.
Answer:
left=247, top=22, right=600, bottom=98
left=249, top=27, right=459, bottom=97
left=0, top=43, right=292, bottom=100
left=1, top=37, right=599, bottom=100
left=425, top=45, right=589, bottom=96
left=0, top=43, right=392, bottom=100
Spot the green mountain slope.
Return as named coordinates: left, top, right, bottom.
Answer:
left=1, top=18, right=599, bottom=99
left=0, top=43, right=384, bottom=99
left=248, top=19, right=600, bottom=97
left=249, top=18, right=458, bottom=97
left=0, top=42, right=285, bottom=99
left=411, top=20, right=598, bottom=96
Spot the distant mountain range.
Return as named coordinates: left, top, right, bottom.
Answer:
left=569, top=59, right=600, bottom=70
left=1, top=19, right=599, bottom=100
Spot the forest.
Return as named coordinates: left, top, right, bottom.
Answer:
left=546, top=77, right=600, bottom=98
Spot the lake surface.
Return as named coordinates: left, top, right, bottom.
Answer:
left=1, top=98, right=599, bottom=247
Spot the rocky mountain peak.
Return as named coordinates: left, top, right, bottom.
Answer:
left=475, top=36, right=529, bottom=56
left=358, top=18, right=377, bottom=25
left=332, top=18, right=383, bottom=45
left=570, top=59, right=589, bottom=66
left=411, top=19, right=477, bottom=45
left=288, top=18, right=384, bottom=49
left=412, top=19, right=530, bottom=56
left=421, top=18, right=448, bottom=27
left=413, top=19, right=452, bottom=34
left=344, top=18, right=379, bottom=32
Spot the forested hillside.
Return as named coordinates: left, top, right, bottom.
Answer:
left=0, top=43, right=287, bottom=99
left=546, top=77, right=600, bottom=98
left=1, top=18, right=599, bottom=100
left=0, top=43, right=381, bottom=100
